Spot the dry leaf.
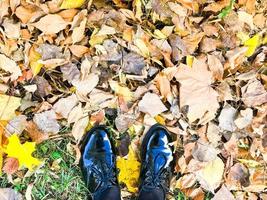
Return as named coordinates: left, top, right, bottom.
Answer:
left=197, top=157, right=224, bottom=192
left=33, top=110, right=60, bottom=134
left=0, top=54, right=22, bottom=81
left=25, top=121, right=49, bottom=144
left=60, top=0, right=85, bottom=9
left=207, top=54, right=224, bottom=81
left=0, top=94, right=21, bottom=121
left=71, top=116, right=89, bottom=141
left=2, top=19, right=20, bottom=39
left=218, top=104, right=237, bottom=132
left=0, top=188, right=22, bottom=200
left=73, top=73, right=99, bottom=96
left=241, top=78, right=267, bottom=107
left=3, top=157, right=19, bottom=175
left=174, top=60, right=219, bottom=124
left=53, top=94, right=78, bottom=118
left=72, top=18, right=87, bottom=44
left=212, top=185, right=235, bottom=200
left=6, top=115, right=27, bottom=135
left=122, top=53, right=145, bottom=75
left=234, top=108, right=253, bottom=129
left=138, top=92, right=167, bottom=117
left=33, top=14, right=68, bottom=34
left=109, top=80, right=133, bottom=102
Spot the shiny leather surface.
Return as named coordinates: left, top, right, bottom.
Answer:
left=80, top=127, right=118, bottom=196
left=140, top=125, right=173, bottom=194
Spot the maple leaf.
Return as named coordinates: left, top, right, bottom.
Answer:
left=0, top=94, right=21, bottom=121
left=174, top=59, right=219, bottom=124
left=116, top=146, right=141, bottom=193
left=3, top=135, right=41, bottom=171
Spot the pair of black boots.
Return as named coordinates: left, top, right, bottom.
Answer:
left=80, top=124, right=173, bottom=200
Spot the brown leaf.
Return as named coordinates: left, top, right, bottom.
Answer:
left=213, top=185, right=235, bottom=200
left=3, top=158, right=19, bottom=175
left=207, top=54, right=224, bottom=81
left=241, top=78, right=267, bottom=107
left=138, top=93, right=167, bottom=117
left=33, top=14, right=68, bottom=34
left=154, top=72, right=172, bottom=100
left=25, top=121, right=49, bottom=144
left=174, top=59, right=219, bottom=124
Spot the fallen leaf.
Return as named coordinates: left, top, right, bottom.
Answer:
left=6, top=115, right=27, bottom=135
left=116, top=146, right=141, bottom=193
left=197, top=157, right=224, bottom=192
left=2, top=19, right=20, bottom=39
left=33, top=14, right=68, bottom=34
left=122, top=53, right=145, bottom=75
left=96, top=25, right=116, bottom=36
left=0, top=188, right=22, bottom=200
left=138, top=92, right=167, bottom=117
left=60, top=62, right=80, bottom=84
left=4, top=134, right=41, bottom=170
left=243, top=34, right=260, bottom=57
left=238, top=11, right=254, bottom=29
left=212, top=185, right=235, bottom=200
left=73, top=73, right=99, bottom=96
left=241, top=78, right=267, bottom=107
left=174, top=60, right=219, bottom=124
left=60, top=0, right=85, bottom=9
left=25, top=121, right=49, bottom=144
left=192, top=142, right=218, bottom=162
left=72, top=116, right=89, bottom=141
left=218, top=104, right=237, bottom=132
left=29, top=46, right=43, bottom=76
left=0, top=54, right=22, bottom=81
left=234, top=108, right=253, bottom=129
left=2, top=157, right=19, bottom=175
left=0, top=94, right=21, bottom=121
left=109, top=80, right=133, bottom=102
left=53, top=94, right=78, bottom=118
left=154, top=72, right=172, bottom=100
left=33, top=110, right=60, bottom=134
left=72, top=18, right=87, bottom=44
left=207, top=54, right=224, bottom=81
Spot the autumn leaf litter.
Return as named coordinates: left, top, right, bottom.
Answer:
left=0, top=0, right=266, bottom=199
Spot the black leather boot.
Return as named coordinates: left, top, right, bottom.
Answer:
left=138, top=124, right=174, bottom=200
left=80, top=126, right=120, bottom=200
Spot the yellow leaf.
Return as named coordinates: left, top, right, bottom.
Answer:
left=186, top=55, right=194, bottom=67
left=3, top=134, right=41, bottom=171
left=244, top=34, right=260, bottom=57
left=134, top=38, right=150, bottom=57
left=29, top=47, right=43, bottom=76
left=109, top=80, right=133, bottom=102
left=133, top=0, right=142, bottom=21
left=0, top=94, right=21, bottom=121
left=60, top=0, right=85, bottom=9
left=116, top=147, right=141, bottom=193
left=154, top=115, right=166, bottom=125
left=154, top=29, right=167, bottom=39
left=198, top=157, right=224, bottom=192
left=238, top=159, right=261, bottom=168
left=237, top=32, right=250, bottom=44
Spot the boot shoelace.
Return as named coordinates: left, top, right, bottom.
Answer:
left=86, top=155, right=117, bottom=192
left=142, top=157, right=171, bottom=193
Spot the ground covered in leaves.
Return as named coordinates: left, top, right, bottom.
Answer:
left=0, top=0, right=266, bottom=199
